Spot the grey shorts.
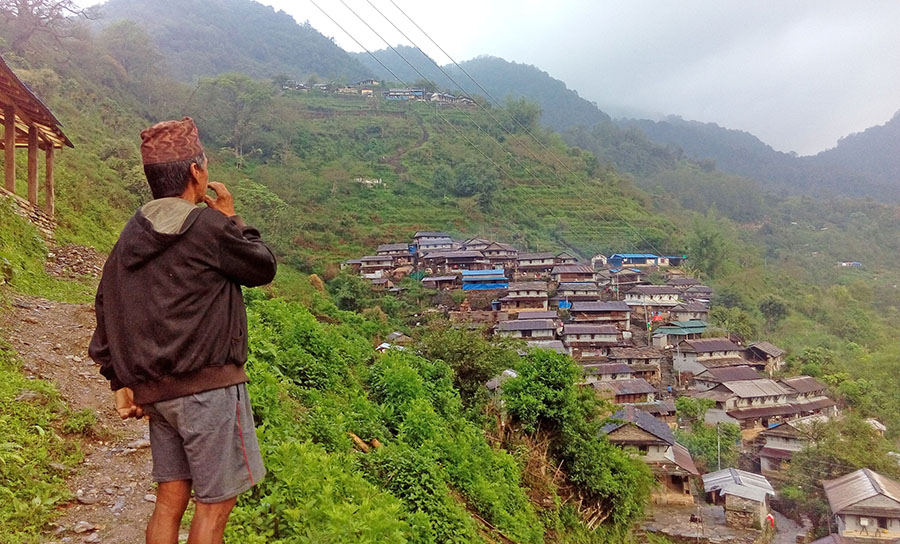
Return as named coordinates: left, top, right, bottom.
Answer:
left=144, top=383, right=265, bottom=503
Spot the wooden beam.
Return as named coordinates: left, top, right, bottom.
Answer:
left=3, top=104, right=13, bottom=192
left=44, top=145, right=54, bottom=216
left=27, top=125, right=38, bottom=204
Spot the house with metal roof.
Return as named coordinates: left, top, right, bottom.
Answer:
left=747, top=341, right=787, bottom=374
left=702, top=468, right=775, bottom=530
left=608, top=253, right=660, bottom=268
left=550, top=263, right=595, bottom=283
left=499, top=281, right=549, bottom=313
left=496, top=319, right=557, bottom=340
left=757, top=414, right=830, bottom=476
left=692, top=365, right=764, bottom=391
left=651, top=319, right=707, bottom=349
left=673, top=337, right=750, bottom=376
left=602, top=405, right=698, bottom=505
left=592, top=377, right=657, bottom=404
left=670, top=301, right=710, bottom=322
left=553, top=282, right=604, bottom=306
left=525, top=339, right=567, bottom=355
left=515, top=252, right=556, bottom=280
left=569, top=301, right=632, bottom=331
left=562, top=323, right=621, bottom=359
left=822, top=468, right=900, bottom=541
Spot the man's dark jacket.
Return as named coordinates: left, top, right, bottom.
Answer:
left=89, top=202, right=277, bottom=405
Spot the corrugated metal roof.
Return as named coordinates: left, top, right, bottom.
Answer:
left=780, top=376, right=827, bottom=394
left=518, top=311, right=559, bottom=320
left=823, top=468, right=900, bottom=516
left=627, top=285, right=681, bottom=296
left=563, top=324, right=619, bottom=335
left=517, top=252, right=555, bottom=260
left=570, top=301, right=631, bottom=312
left=696, top=366, right=763, bottom=382
left=608, top=346, right=664, bottom=360
left=722, top=379, right=791, bottom=398
left=497, top=319, right=556, bottom=331
left=593, top=378, right=657, bottom=396
left=582, top=362, right=635, bottom=375
left=601, top=405, right=674, bottom=445
left=526, top=340, right=566, bottom=354
left=423, top=275, right=458, bottom=282
left=551, top=264, right=594, bottom=274
left=462, top=268, right=506, bottom=276
left=702, top=468, right=775, bottom=502
left=507, top=281, right=549, bottom=291
left=748, top=341, right=786, bottom=358
left=681, top=338, right=742, bottom=353
left=672, top=443, right=700, bottom=475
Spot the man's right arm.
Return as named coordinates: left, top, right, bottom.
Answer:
left=215, top=216, right=278, bottom=287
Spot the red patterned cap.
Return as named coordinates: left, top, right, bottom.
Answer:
left=140, top=117, right=204, bottom=165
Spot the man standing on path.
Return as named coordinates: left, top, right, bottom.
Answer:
left=89, top=117, right=277, bottom=544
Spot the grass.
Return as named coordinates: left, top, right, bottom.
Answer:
left=0, top=340, right=83, bottom=543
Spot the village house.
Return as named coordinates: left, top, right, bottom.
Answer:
left=553, top=282, right=604, bottom=308
left=746, top=341, right=787, bottom=374
left=370, top=278, right=394, bottom=291
left=581, top=362, right=637, bottom=382
left=693, top=376, right=836, bottom=430
left=555, top=252, right=579, bottom=264
left=496, top=319, right=557, bottom=340
left=353, top=78, right=380, bottom=87
left=702, top=468, right=775, bottom=530
left=821, top=468, right=900, bottom=541
left=462, top=268, right=508, bottom=290
left=692, top=365, right=764, bottom=391
left=606, top=346, right=663, bottom=385
left=608, top=268, right=645, bottom=292
left=551, top=263, right=595, bottom=283
left=601, top=406, right=699, bottom=506
left=482, top=242, right=519, bottom=270
left=461, top=237, right=492, bottom=251
left=672, top=337, right=749, bottom=377
left=569, top=301, right=632, bottom=331
left=624, top=285, right=682, bottom=317
left=670, top=301, right=710, bottom=322
left=593, top=269, right=612, bottom=287
left=666, top=277, right=702, bottom=289
left=652, top=320, right=707, bottom=349
left=683, top=285, right=714, bottom=302
left=359, top=255, right=394, bottom=279
left=377, top=242, right=413, bottom=266
left=592, top=377, right=657, bottom=404
left=485, top=369, right=518, bottom=393
left=429, top=92, right=456, bottom=103
left=636, top=398, right=678, bottom=424
left=779, top=376, right=838, bottom=418
left=336, top=86, right=358, bottom=94
left=757, top=414, right=829, bottom=477
left=515, top=252, right=556, bottom=279
left=383, top=88, right=425, bottom=100
left=608, top=253, right=660, bottom=268
left=422, top=275, right=459, bottom=291
left=341, top=258, right=363, bottom=273
left=562, top=323, right=621, bottom=359
left=414, top=231, right=454, bottom=256
left=422, top=250, right=490, bottom=273
left=499, top=281, right=549, bottom=313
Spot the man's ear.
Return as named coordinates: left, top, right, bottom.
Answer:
left=189, top=161, right=203, bottom=181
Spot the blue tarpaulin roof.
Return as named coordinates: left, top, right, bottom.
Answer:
left=611, top=253, right=659, bottom=259
left=462, top=269, right=505, bottom=276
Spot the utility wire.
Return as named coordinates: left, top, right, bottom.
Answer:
left=332, top=0, right=638, bottom=255
left=311, top=0, right=607, bottom=255
left=379, top=0, right=667, bottom=256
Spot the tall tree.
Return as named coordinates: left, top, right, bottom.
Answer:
left=193, top=73, right=273, bottom=159
left=0, top=0, right=97, bottom=53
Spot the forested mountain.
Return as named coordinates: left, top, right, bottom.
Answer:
left=620, top=115, right=900, bottom=201
left=98, top=0, right=371, bottom=82
left=354, top=49, right=611, bottom=131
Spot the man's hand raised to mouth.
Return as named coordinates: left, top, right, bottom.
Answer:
left=203, top=182, right=236, bottom=217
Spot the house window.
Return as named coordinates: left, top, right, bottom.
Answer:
left=522, top=331, right=532, bottom=338
left=878, top=517, right=888, bottom=529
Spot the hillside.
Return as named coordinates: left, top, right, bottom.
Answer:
left=354, top=49, right=611, bottom=131
left=619, top=115, right=900, bottom=201
left=97, top=0, right=371, bottom=82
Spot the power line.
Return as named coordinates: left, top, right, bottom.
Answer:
left=333, top=0, right=651, bottom=256
left=378, top=0, right=667, bottom=256
left=312, top=0, right=608, bottom=255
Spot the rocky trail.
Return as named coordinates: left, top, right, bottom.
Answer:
left=3, top=296, right=164, bottom=544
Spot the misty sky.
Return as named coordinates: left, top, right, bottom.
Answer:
left=243, top=0, right=898, bottom=156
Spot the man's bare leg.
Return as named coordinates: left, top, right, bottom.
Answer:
left=146, top=480, right=191, bottom=544
left=186, top=497, right=237, bottom=544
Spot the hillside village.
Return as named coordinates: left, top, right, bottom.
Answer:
left=282, top=77, right=478, bottom=106
left=345, top=231, right=896, bottom=542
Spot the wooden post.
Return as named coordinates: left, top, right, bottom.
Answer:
left=44, top=145, right=54, bottom=216
left=3, top=104, right=13, bottom=193
left=27, top=125, right=38, bottom=204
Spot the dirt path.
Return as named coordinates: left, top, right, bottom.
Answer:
left=380, top=113, right=430, bottom=174
left=3, top=296, right=160, bottom=544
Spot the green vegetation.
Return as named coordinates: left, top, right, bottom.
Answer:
left=0, top=343, right=81, bottom=543
left=674, top=397, right=741, bottom=473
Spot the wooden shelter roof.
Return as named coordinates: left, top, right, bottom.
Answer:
left=0, top=55, right=73, bottom=149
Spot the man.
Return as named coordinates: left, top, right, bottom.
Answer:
left=89, top=117, right=277, bottom=544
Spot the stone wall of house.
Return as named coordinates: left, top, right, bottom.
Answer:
left=1, top=188, right=55, bottom=241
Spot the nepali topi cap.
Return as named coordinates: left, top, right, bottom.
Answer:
left=140, top=117, right=204, bottom=165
